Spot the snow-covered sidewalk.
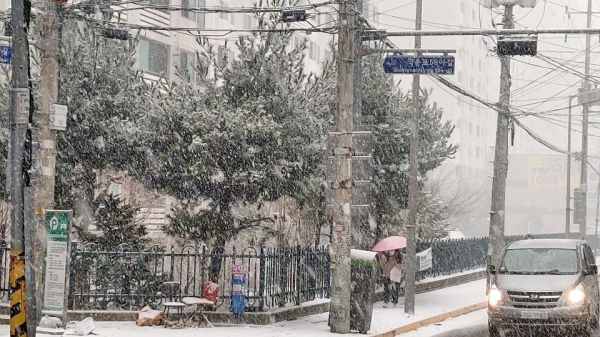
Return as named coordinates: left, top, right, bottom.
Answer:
left=25, top=279, right=487, bottom=337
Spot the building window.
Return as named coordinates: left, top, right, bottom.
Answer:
left=477, top=125, right=480, bottom=137
left=217, top=45, right=226, bottom=68
left=293, top=35, right=303, bottom=49
left=150, top=0, right=169, bottom=11
left=229, top=12, right=236, bottom=26
left=472, top=8, right=476, bottom=21
left=181, top=0, right=191, bottom=18
left=243, top=14, right=252, bottom=29
left=373, top=6, right=380, bottom=23
left=476, top=147, right=480, bottom=159
left=468, top=121, right=473, bottom=134
left=309, top=41, right=320, bottom=61
left=479, top=59, right=482, bottom=72
left=324, top=49, right=331, bottom=60
left=219, top=1, right=228, bottom=21
left=460, top=1, right=465, bottom=13
left=182, top=0, right=206, bottom=28
left=363, top=5, right=370, bottom=18
left=139, top=39, right=169, bottom=76
left=227, top=50, right=235, bottom=69
left=179, top=50, right=195, bottom=83
left=468, top=145, right=472, bottom=157
left=469, top=76, right=474, bottom=89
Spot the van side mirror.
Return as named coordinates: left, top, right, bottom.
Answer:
left=585, top=264, right=598, bottom=276
left=488, top=265, right=497, bottom=275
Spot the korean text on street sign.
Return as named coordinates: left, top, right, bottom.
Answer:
left=383, top=55, right=455, bottom=75
left=43, top=210, right=71, bottom=312
left=0, top=45, right=12, bottom=64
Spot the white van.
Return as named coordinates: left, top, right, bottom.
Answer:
left=488, top=239, right=600, bottom=336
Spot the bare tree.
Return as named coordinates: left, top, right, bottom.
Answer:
left=426, top=167, right=489, bottom=232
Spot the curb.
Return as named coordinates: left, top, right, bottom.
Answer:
left=370, top=302, right=487, bottom=337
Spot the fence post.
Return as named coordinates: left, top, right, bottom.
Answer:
left=295, top=245, right=301, bottom=306
left=68, top=242, right=77, bottom=310
left=258, top=246, right=265, bottom=310
left=201, top=246, right=206, bottom=295
left=170, top=245, right=175, bottom=282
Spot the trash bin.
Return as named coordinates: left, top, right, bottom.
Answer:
left=350, top=249, right=378, bottom=334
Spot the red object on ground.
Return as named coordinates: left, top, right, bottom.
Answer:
left=203, top=282, right=219, bottom=303
left=372, top=236, right=407, bottom=252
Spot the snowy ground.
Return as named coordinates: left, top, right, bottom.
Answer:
left=15, top=279, right=487, bottom=337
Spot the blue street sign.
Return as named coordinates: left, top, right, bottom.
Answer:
left=0, top=45, right=12, bottom=64
left=383, top=55, right=455, bottom=75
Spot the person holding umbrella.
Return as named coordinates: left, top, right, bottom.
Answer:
left=377, top=249, right=404, bottom=307
left=373, top=236, right=407, bottom=308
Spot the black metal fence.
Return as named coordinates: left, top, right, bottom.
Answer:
left=67, top=243, right=330, bottom=311
left=0, top=232, right=587, bottom=311
left=415, top=232, right=581, bottom=279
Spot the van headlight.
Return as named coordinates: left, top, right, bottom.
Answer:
left=568, top=284, right=585, bottom=305
left=489, top=285, right=502, bottom=307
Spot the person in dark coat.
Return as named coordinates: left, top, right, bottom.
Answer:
left=377, top=249, right=404, bottom=308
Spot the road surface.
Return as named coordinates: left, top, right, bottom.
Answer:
left=401, top=309, right=600, bottom=337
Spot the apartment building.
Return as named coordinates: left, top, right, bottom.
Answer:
left=117, top=0, right=335, bottom=84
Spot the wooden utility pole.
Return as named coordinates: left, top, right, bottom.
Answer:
left=34, top=0, right=61, bottom=322
left=566, top=95, right=575, bottom=237
left=404, top=0, right=422, bottom=316
left=8, top=0, right=31, bottom=334
left=329, top=0, right=354, bottom=333
left=488, top=4, right=513, bottom=278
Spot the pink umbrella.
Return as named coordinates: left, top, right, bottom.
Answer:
left=372, top=236, right=407, bottom=252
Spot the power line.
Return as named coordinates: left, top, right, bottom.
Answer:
left=75, top=0, right=337, bottom=13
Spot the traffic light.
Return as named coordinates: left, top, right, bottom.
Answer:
left=574, top=187, right=585, bottom=226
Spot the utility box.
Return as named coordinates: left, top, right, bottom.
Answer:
left=349, top=249, right=378, bottom=334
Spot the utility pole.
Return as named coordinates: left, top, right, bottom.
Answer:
left=329, top=0, right=354, bottom=333
left=404, top=0, right=422, bottom=316
left=34, top=0, right=61, bottom=321
left=9, top=0, right=31, bottom=335
left=595, top=166, right=600, bottom=255
left=488, top=4, right=513, bottom=278
left=579, top=0, right=593, bottom=238
left=353, top=0, right=363, bottom=126
left=566, top=95, right=575, bottom=237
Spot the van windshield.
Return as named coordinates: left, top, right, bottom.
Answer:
left=499, top=248, right=579, bottom=275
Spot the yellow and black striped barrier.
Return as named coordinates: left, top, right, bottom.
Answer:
left=10, top=251, right=26, bottom=337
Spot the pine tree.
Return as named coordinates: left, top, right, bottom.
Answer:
left=319, top=50, right=457, bottom=245
left=136, top=12, right=329, bottom=279
left=55, top=19, right=154, bottom=210
left=77, top=193, right=148, bottom=250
